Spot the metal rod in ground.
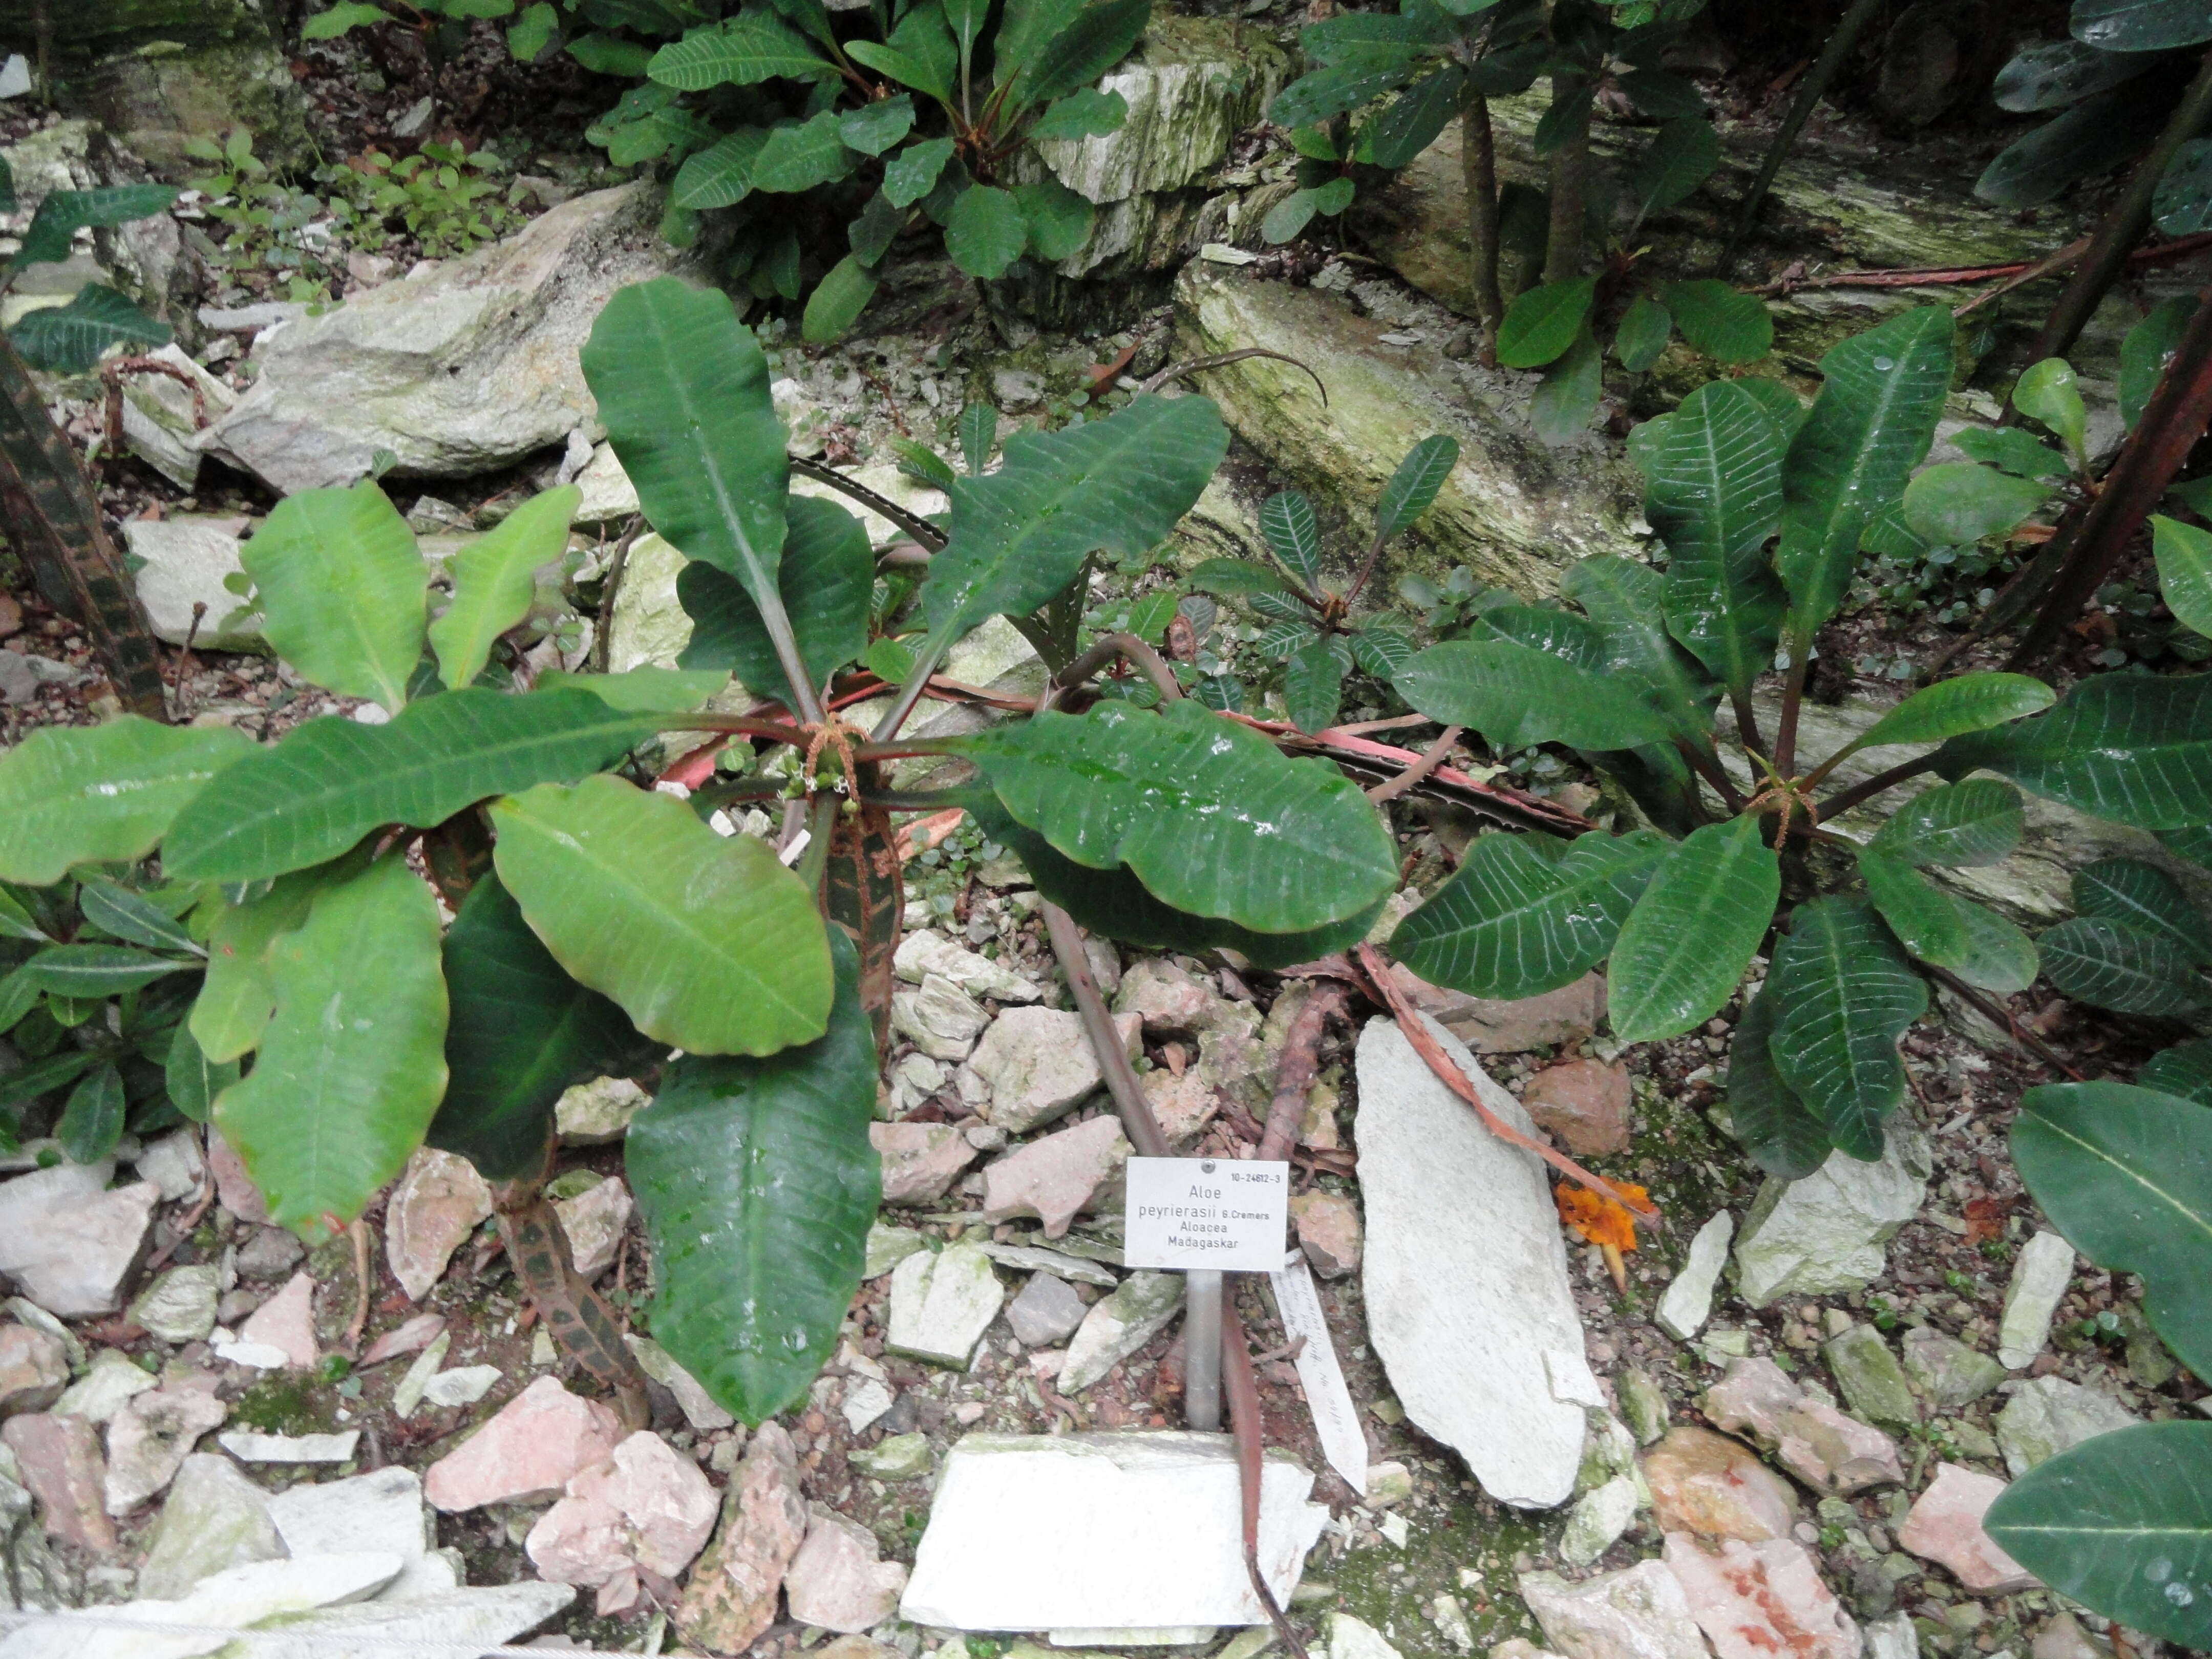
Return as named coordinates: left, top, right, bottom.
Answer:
left=1185, top=1270, right=1224, bottom=1431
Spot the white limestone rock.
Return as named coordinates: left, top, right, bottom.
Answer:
left=1655, top=1211, right=1733, bottom=1342
left=1731, top=1118, right=1932, bottom=1307
left=885, top=1244, right=1004, bottom=1367
left=1997, top=1231, right=2075, bottom=1370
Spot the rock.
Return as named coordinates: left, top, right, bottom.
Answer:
left=1823, top=1324, right=1920, bottom=1430
left=895, top=931, right=1040, bottom=1004
left=203, top=184, right=693, bottom=494
left=1900, top=1327, right=2008, bottom=1408
left=26, top=1551, right=401, bottom=1659
left=604, top=534, right=693, bottom=672
left=422, top=1376, right=625, bottom=1512
left=1523, top=1060, right=1633, bottom=1155
left=1114, top=960, right=1227, bottom=1036
left=1331, top=1613, right=1406, bottom=1659
left=1616, top=1368, right=1671, bottom=1446
left=1731, top=1117, right=1932, bottom=1307
left=850, top=1433, right=932, bottom=1480
left=624, top=1334, right=735, bottom=1432
left=267, top=1465, right=445, bottom=1602
left=871, top=1122, right=980, bottom=1206
left=205, top=1581, right=575, bottom=1659
left=1364, top=1461, right=1414, bottom=1508
left=1355, top=1016, right=1602, bottom=1508
left=1139, top=1066, right=1225, bottom=1146
left=218, top=1430, right=360, bottom=1463
left=526, top=1430, right=719, bottom=1590
left=53, top=1348, right=157, bottom=1424
left=2, top=1413, right=114, bottom=1554
left=556, top=1075, right=650, bottom=1144
left=207, top=1129, right=267, bottom=1224
left=1519, top=1560, right=1709, bottom=1659
left=2032, top=1614, right=2109, bottom=1659
left=1655, top=1211, right=1733, bottom=1341
left=891, top=974, right=991, bottom=1062
left=1060, top=1270, right=1185, bottom=1393
left=0, top=1161, right=160, bottom=1316
left=1290, top=1190, right=1363, bottom=1279
left=981, top=1115, right=1132, bottom=1239
left=886, top=1243, right=1004, bottom=1367
left=422, top=1366, right=500, bottom=1408
left=1642, top=1427, right=1798, bottom=1543
left=1704, top=1359, right=1903, bottom=1494
left=233, top=1226, right=305, bottom=1283
left=553, top=1176, right=632, bottom=1280
left=1899, top=1463, right=2038, bottom=1593
left=114, top=347, right=239, bottom=489
left=102, top=1386, right=225, bottom=1514
left=1007, top=1271, right=1089, bottom=1347
left=1663, top=1534, right=1861, bottom=1659
left=385, top=1147, right=494, bottom=1303
left=236, top=1270, right=318, bottom=1371
left=677, top=1421, right=808, bottom=1656
left=1994, top=1377, right=2137, bottom=1477
left=784, top=1505, right=908, bottom=1632
left=127, top=1264, right=221, bottom=1345
left=122, top=1132, right=203, bottom=1211
left=900, top=1431, right=1329, bottom=1629
left=135, top=1453, right=284, bottom=1600
left=1867, top=1612, right=1922, bottom=1659
left=1561, top=1475, right=1640, bottom=1567
left=962, top=1007, right=1142, bottom=1133
left=361, top=1312, right=444, bottom=1368
left=0, top=1325, right=68, bottom=1415
left=1997, top=1231, right=2075, bottom=1370
left=977, top=1240, right=1121, bottom=1288
left=864, top=1223, right=928, bottom=1279
left=1385, top=964, right=1610, bottom=1054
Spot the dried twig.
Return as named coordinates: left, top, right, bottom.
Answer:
left=1223, top=1295, right=1309, bottom=1659
left=346, top=1218, right=373, bottom=1354
left=1366, top=725, right=1462, bottom=804
left=1257, top=983, right=1346, bottom=1163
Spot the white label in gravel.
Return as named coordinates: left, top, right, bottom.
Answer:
left=1123, top=1157, right=1288, bottom=1271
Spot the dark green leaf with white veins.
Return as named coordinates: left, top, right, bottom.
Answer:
left=1933, top=672, right=2212, bottom=832
left=1015, top=177, right=1095, bottom=262
left=1560, top=554, right=1718, bottom=741
left=2074, top=857, right=2211, bottom=966
left=242, top=482, right=427, bottom=714
left=1267, top=56, right=1423, bottom=130
left=1985, top=1421, right=2212, bottom=1652
left=78, top=880, right=199, bottom=955
left=491, top=775, right=833, bottom=1056
left=214, top=855, right=449, bottom=1237
left=1497, top=277, right=1595, bottom=369
left=1843, top=673, right=2056, bottom=757
left=751, top=112, right=855, bottom=193
left=839, top=94, right=915, bottom=156
left=7, top=285, right=171, bottom=374
left=2141, top=1038, right=2212, bottom=1103
left=2042, top=917, right=2208, bottom=1015
left=57, top=1065, right=125, bottom=1166
left=1391, top=829, right=1670, bottom=1001
left=628, top=927, right=878, bottom=1425
left=1283, top=637, right=1344, bottom=735
left=959, top=698, right=1397, bottom=933
left=944, top=185, right=1028, bottom=279
left=1774, top=306, right=1955, bottom=649
left=1609, top=815, right=1781, bottom=1045
left=1903, top=462, right=2053, bottom=545
left=20, top=945, right=192, bottom=997
left=1768, top=896, right=1927, bottom=1162
left=581, top=278, right=790, bottom=615
left=429, top=872, right=647, bottom=1183
left=163, top=689, right=660, bottom=883
left=1394, top=636, right=1674, bottom=752
left=678, top=496, right=872, bottom=707
left=11, top=185, right=178, bottom=267
left=1633, top=119, right=1719, bottom=209
left=1726, top=982, right=1834, bottom=1180
left=2073, top=0, right=2212, bottom=51
left=1374, top=435, right=1459, bottom=541
left=1614, top=295, right=1672, bottom=373
left=883, top=137, right=953, bottom=208
left=920, top=394, right=1227, bottom=650
left=0, top=718, right=250, bottom=887
left=1260, top=493, right=1322, bottom=587
left=1659, top=280, right=1773, bottom=366
left=2152, top=514, right=2212, bottom=637
left=1859, top=852, right=2038, bottom=992
left=1869, top=779, right=2026, bottom=867
left=646, top=10, right=831, bottom=87
left=1364, top=67, right=1465, bottom=169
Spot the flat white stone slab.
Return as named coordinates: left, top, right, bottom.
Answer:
left=1354, top=1016, right=1602, bottom=1508
left=218, top=1431, right=360, bottom=1464
left=900, top=1432, right=1328, bottom=1630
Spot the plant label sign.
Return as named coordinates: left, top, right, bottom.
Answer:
left=1122, top=1157, right=1290, bottom=1272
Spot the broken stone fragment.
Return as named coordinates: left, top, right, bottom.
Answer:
left=1654, top=1211, right=1732, bottom=1342
left=960, top=1007, right=1142, bottom=1134
left=1899, top=1327, right=2007, bottom=1408
left=1662, top=1533, right=1861, bottom=1659
left=890, top=972, right=991, bottom=1062
left=556, top=1074, right=650, bottom=1143
left=385, top=1147, right=494, bottom=1303
left=1289, top=1190, right=1362, bottom=1279
left=981, top=1115, right=1132, bottom=1238
left=239, top=1271, right=318, bottom=1371
left=0, top=1160, right=160, bottom=1317
left=0, top=1324, right=69, bottom=1416
left=1518, top=1559, right=1709, bottom=1659
left=676, top=1421, right=808, bottom=1656
left=784, top=1504, right=908, bottom=1633
left=894, top=929, right=1041, bottom=1003
left=1522, top=1058, right=1633, bottom=1155
left=1641, top=1427, right=1797, bottom=1543
left=885, top=1243, right=1004, bottom=1367
left=871, top=1122, right=980, bottom=1206
left=552, top=1176, right=633, bottom=1279
left=135, top=1453, right=285, bottom=1600
left=129, top=1264, right=222, bottom=1344
left=1113, top=959, right=1228, bottom=1036
left=1997, top=1230, right=2075, bottom=1370
left=1994, top=1376, right=2137, bottom=1477
left=3, top=1411, right=116, bottom=1554
left=1701, top=1358, right=1902, bottom=1495
left=102, top=1386, right=226, bottom=1515
left=1899, top=1462, right=2039, bottom=1594
left=422, top=1376, right=625, bottom=1512
left=1006, top=1271, right=1088, bottom=1348
left=1060, top=1270, right=1184, bottom=1393
left=1821, top=1323, right=1920, bottom=1430
left=1730, top=1118, right=1931, bottom=1307
left=526, top=1430, right=719, bottom=1590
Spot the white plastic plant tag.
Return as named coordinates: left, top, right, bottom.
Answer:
left=1268, top=1250, right=1369, bottom=1496
left=1122, top=1157, right=1289, bottom=1272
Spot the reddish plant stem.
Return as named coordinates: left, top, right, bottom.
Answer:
left=1257, top=983, right=1347, bottom=1163
left=1223, top=1294, right=1308, bottom=1659
left=1365, top=725, right=1462, bottom=804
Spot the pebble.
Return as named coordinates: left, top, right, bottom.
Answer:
left=890, top=973, right=992, bottom=1061
left=871, top=1122, right=980, bottom=1206
left=132, top=1130, right=207, bottom=1203
left=1642, top=1427, right=1798, bottom=1543
left=1562, top=1475, right=1640, bottom=1566
left=102, top=1387, right=226, bottom=1515
left=1290, top=1191, right=1363, bottom=1279
left=423, top=1377, right=624, bottom=1510
left=981, top=1115, right=1132, bottom=1238
left=0, top=1324, right=69, bottom=1414
left=1519, top=1560, right=1709, bottom=1659
left=1655, top=1211, right=1733, bottom=1341
left=128, top=1265, right=221, bottom=1345
left=384, top=1147, right=494, bottom=1302
left=1997, top=1231, right=2075, bottom=1369
left=1821, top=1323, right=1920, bottom=1430
left=552, top=1176, right=632, bottom=1279
left=0, top=1161, right=161, bottom=1316
left=53, top=1348, right=158, bottom=1424
left=1615, top=1367, right=1671, bottom=1445
left=1522, top=1058, right=1633, bottom=1155
left=676, top=1421, right=808, bottom=1655
left=556, top=1075, right=649, bottom=1143
left=135, top=1453, right=284, bottom=1599
left=886, top=1243, right=1004, bottom=1367
left=849, top=1432, right=933, bottom=1480
left=1330, top=1612, right=1405, bottom=1659
left=1994, top=1376, right=2137, bottom=1477
left=219, top=1431, right=361, bottom=1463
left=1114, top=959, right=1228, bottom=1036
left=1898, top=1463, right=2039, bottom=1593
left=4, top=1411, right=116, bottom=1554
left=233, top=1227, right=306, bottom=1283
left=624, top=1334, right=735, bottom=1431
left=1703, top=1358, right=1903, bottom=1494
left=1061, top=1270, right=1184, bottom=1393
left=526, top=1429, right=719, bottom=1592
left=1663, top=1534, right=1861, bottom=1659
left=1007, top=1271, right=1089, bottom=1347
left=960, top=1008, right=1142, bottom=1134
left=1731, top=1119, right=1931, bottom=1307
left=864, top=1223, right=928, bottom=1279
left=361, top=1312, right=445, bottom=1367
left=238, top=1271, right=318, bottom=1370
left=1900, top=1327, right=2008, bottom=1408
left=783, top=1504, right=909, bottom=1632
left=421, top=1366, right=501, bottom=1408
left=895, top=929, right=1041, bottom=1003
left=393, top=1332, right=451, bottom=1418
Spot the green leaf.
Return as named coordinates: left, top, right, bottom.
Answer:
left=1185, top=557, right=1289, bottom=599
left=533, top=667, right=728, bottom=714
left=429, top=486, right=580, bottom=691
left=751, top=112, right=856, bottom=193
left=302, top=1, right=396, bottom=37
left=7, top=285, right=171, bottom=373
left=849, top=191, right=903, bottom=267
left=1608, top=815, right=1780, bottom=1045
left=1986, top=1421, right=2212, bottom=1651
left=839, top=95, right=915, bottom=156
left=1933, top=672, right=2212, bottom=831
left=490, top=775, right=833, bottom=1055
left=57, top=1065, right=125, bottom=1165
left=1846, top=672, right=2059, bottom=756
left=1951, top=425, right=2070, bottom=480
left=678, top=495, right=871, bottom=707
left=1902, top=461, right=2055, bottom=544
left=2122, top=295, right=2196, bottom=431
left=801, top=254, right=879, bottom=344
left=215, top=856, right=449, bottom=1236
left=0, top=891, right=47, bottom=945
left=1391, top=830, right=1670, bottom=1000
left=2073, top=857, right=2211, bottom=966
left=164, top=1021, right=238, bottom=1125
left=1857, top=846, right=1970, bottom=966
left=1726, top=982, right=1832, bottom=1179
left=189, top=866, right=337, bottom=1064
left=2162, top=824, right=2212, bottom=869
left=673, top=128, right=771, bottom=209
left=0, top=1052, right=99, bottom=1112
left=1976, top=89, right=2165, bottom=208
left=1364, top=66, right=1465, bottom=169
left=958, top=698, right=1397, bottom=933
left=1559, top=554, right=1718, bottom=742
left=2013, top=357, right=2088, bottom=458
left=10, top=186, right=177, bottom=268
left=2141, top=1038, right=2212, bottom=1103
left=2153, top=514, right=2212, bottom=636
left=1374, top=435, right=1459, bottom=541
left=1656, top=280, right=1772, bottom=366
left=1868, top=778, right=2026, bottom=867
left=1529, top=325, right=1602, bottom=443
left=77, top=880, right=200, bottom=955
left=944, top=185, right=1027, bottom=279
left=2012, top=1078, right=2212, bottom=1387
left=429, top=872, right=646, bottom=1182
left=568, top=32, right=656, bottom=74
left=1774, top=307, right=1955, bottom=649
left=1994, top=37, right=2164, bottom=110
left=2073, top=0, right=2212, bottom=51
left=2158, top=136, right=2212, bottom=237
left=0, top=718, right=251, bottom=886
left=920, top=393, right=1227, bottom=649
left=2040, top=917, right=2207, bottom=1014
left=1496, top=277, right=1596, bottom=369
left=1947, top=897, right=2042, bottom=995
left=1632, top=119, right=1719, bottom=210
left=1261, top=185, right=1334, bottom=245
left=1644, top=379, right=1788, bottom=697
left=646, top=11, right=832, bottom=87
left=243, top=482, right=427, bottom=714
left=1256, top=494, right=1321, bottom=589
left=627, top=926, right=877, bottom=1424
left=884, top=137, right=955, bottom=208
left=1015, top=0, right=1150, bottom=103
left=21, top=944, right=189, bottom=996
left=1031, top=87, right=1130, bottom=141
left=846, top=40, right=951, bottom=102
left=1618, top=67, right=1706, bottom=118
left=1283, top=637, right=1344, bottom=734
left=1614, top=295, right=1672, bottom=372
left=1394, top=636, right=1674, bottom=752
left=1767, top=896, right=1926, bottom=1160
left=959, top=402, right=997, bottom=476
left=1014, top=177, right=1096, bottom=262
left=163, top=689, right=661, bottom=884
left=582, top=279, right=790, bottom=616
left=507, top=1, right=558, bottom=59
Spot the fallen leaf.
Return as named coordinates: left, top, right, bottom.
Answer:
left=1555, top=1181, right=1648, bottom=1252
left=1963, top=1193, right=2013, bottom=1245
